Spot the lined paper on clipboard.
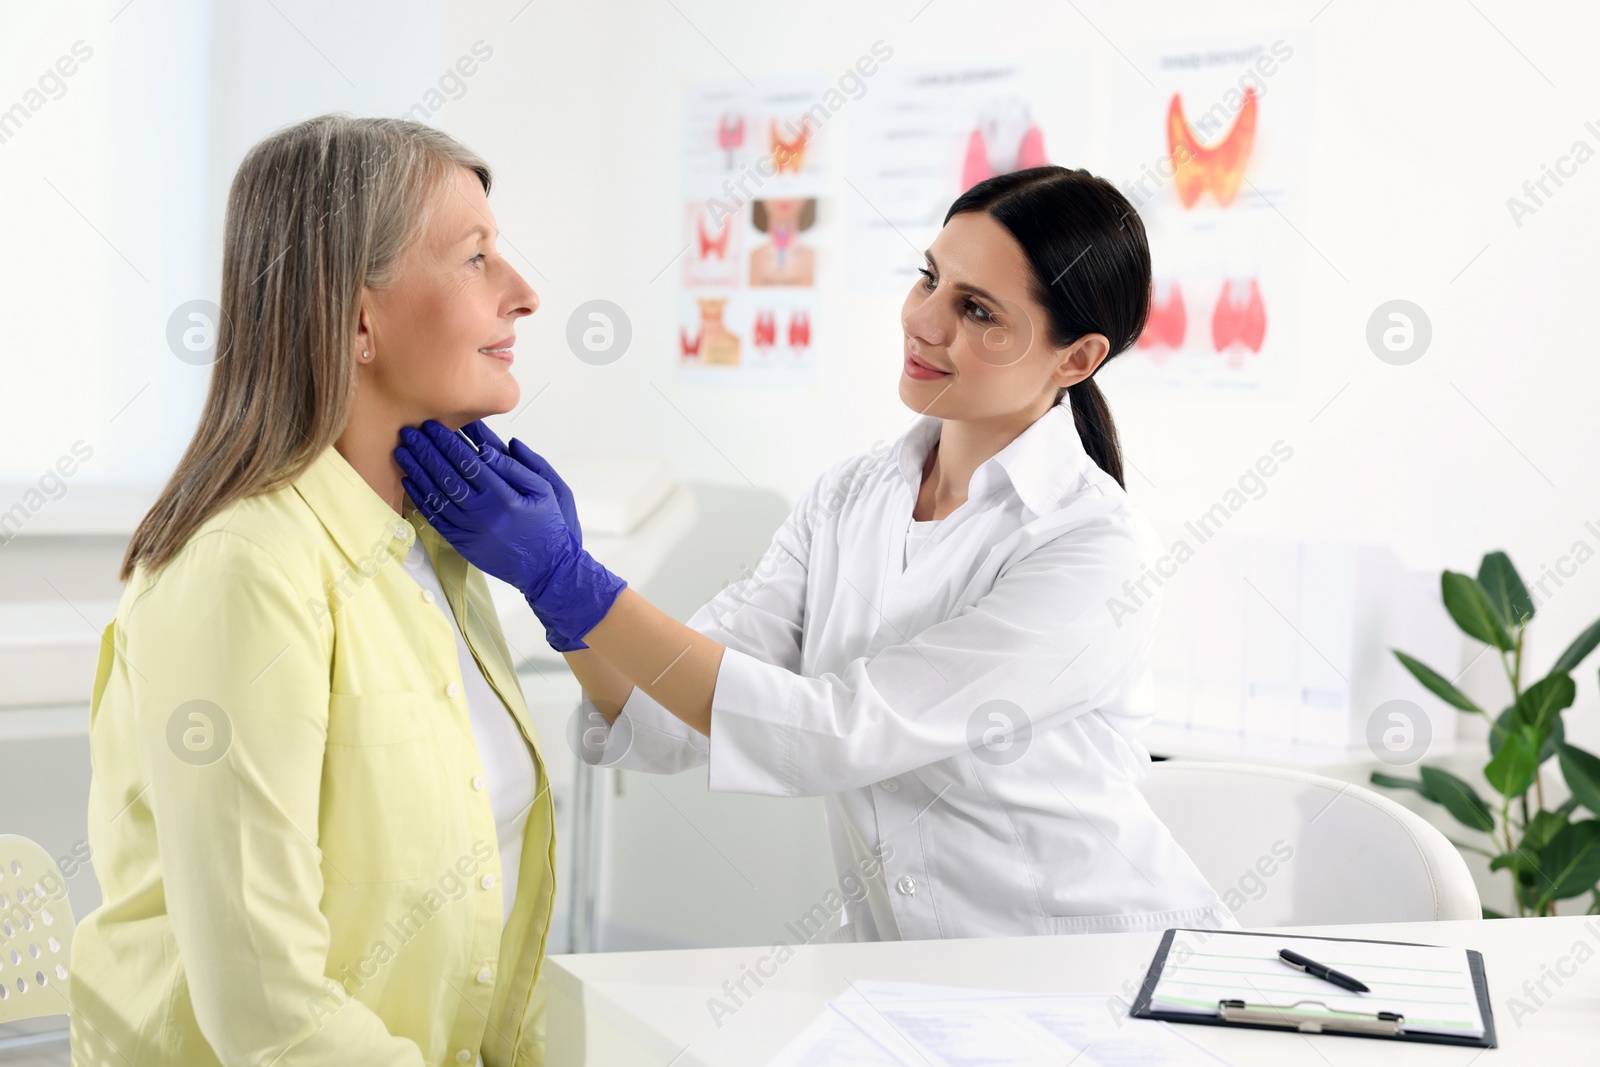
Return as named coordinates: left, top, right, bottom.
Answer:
left=1150, top=932, right=1485, bottom=1038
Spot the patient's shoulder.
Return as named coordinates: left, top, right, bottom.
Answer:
left=129, top=480, right=327, bottom=604
left=201, top=480, right=328, bottom=563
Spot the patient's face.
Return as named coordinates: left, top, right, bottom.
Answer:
left=358, top=164, right=536, bottom=429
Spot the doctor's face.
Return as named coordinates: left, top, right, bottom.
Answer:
left=355, top=164, right=538, bottom=430
left=898, top=211, right=1100, bottom=421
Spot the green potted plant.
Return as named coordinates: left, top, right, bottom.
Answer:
left=1369, top=551, right=1600, bottom=917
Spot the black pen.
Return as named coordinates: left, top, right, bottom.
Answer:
left=1278, top=949, right=1370, bottom=993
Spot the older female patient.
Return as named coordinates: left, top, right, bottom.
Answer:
left=71, top=115, right=552, bottom=1066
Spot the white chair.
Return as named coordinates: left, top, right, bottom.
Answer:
left=0, top=834, right=75, bottom=1049
left=1139, top=761, right=1481, bottom=926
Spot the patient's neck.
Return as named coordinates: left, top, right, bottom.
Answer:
left=334, top=412, right=406, bottom=516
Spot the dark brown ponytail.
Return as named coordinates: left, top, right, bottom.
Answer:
left=1063, top=378, right=1123, bottom=487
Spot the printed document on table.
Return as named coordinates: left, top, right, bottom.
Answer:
left=767, top=980, right=1237, bottom=1066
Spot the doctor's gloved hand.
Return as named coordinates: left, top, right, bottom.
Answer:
left=458, top=419, right=585, bottom=548
left=453, top=421, right=595, bottom=651
left=394, top=420, right=627, bottom=652
left=459, top=419, right=593, bottom=651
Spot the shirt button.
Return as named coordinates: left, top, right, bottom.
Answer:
left=879, top=778, right=899, bottom=792
left=422, top=588, right=436, bottom=605
left=471, top=775, right=486, bottom=791
left=455, top=1051, right=472, bottom=1064
left=896, top=875, right=917, bottom=895
left=446, top=682, right=461, bottom=698
left=476, top=966, right=493, bottom=984
left=480, top=873, right=496, bottom=890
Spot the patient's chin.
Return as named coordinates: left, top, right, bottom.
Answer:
left=431, top=375, right=519, bottom=430
left=475, top=378, right=520, bottom=417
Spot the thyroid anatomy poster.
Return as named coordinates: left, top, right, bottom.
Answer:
left=674, top=38, right=1312, bottom=394
left=846, top=59, right=1091, bottom=292
left=1101, top=33, right=1313, bottom=396
left=678, top=75, right=826, bottom=387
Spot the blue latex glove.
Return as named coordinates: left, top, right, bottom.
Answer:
left=393, top=420, right=626, bottom=651
left=454, top=420, right=591, bottom=651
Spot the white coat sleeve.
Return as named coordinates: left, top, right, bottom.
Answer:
left=577, top=465, right=825, bottom=773
left=705, top=514, right=1162, bottom=797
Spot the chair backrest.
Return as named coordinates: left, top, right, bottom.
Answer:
left=0, top=835, right=76, bottom=1022
left=1139, top=762, right=1481, bottom=926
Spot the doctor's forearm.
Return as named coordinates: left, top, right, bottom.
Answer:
left=560, top=648, right=632, bottom=724
left=580, top=587, right=722, bottom=737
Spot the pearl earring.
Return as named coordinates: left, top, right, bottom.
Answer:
left=361, top=349, right=371, bottom=361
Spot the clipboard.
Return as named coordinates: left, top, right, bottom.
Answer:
left=1129, top=928, right=1497, bottom=1048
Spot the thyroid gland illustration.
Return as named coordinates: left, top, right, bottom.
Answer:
left=961, top=97, right=1049, bottom=192
left=1211, top=278, right=1267, bottom=366
left=752, top=310, right=810, bottom=355
left=698, top=214, right=730, bottom=259
left=1137, top=280, right=1187, bottom=358
left=717, top=113, right=744, bottom=169
left=681, top=297, right=742, bottom=367
left=770, top=116, right=813, bottom=174
left=1166, top=85, right=1257, bottom=209
left=682, top=201, right=741, bottom=288
left=1138, top=278, right=1266, bottom=367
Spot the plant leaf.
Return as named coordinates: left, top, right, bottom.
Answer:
left=1478, top=551, right=1534, bottom=628
left=1533, top=820, right=1600, bottom=906
left=1481, top=905, right=1507, bottom=919
left=1441, top=571, right=1514, bottom=650
left=1540, top=712, right=1567, bottom=763
left=1522, top=810, right=1569, bottom=854
left=1490, top=700, right=1565, bottom=762
left=1515, top=672, right=1576, bottom=734
left=1488, top=849, right=1542, bottom=887
left=1393, top=650, right=1481, bottom=713
left=1419, top=766, right=1496, bottom=831
left=1558, top=743, right=1600, bottom=817
left=1487, top=704, right=1514, bottom=755
left=1484, top=723, right=1542, bottom=798
left=1370, top=771, right=1432, bottom=799
left=1552, top=617, right=1600, bottom=675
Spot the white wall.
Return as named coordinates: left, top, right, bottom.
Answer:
left=10, top=0, right=1591, bottom=714
left=427, top=0, right=1600, bottom=740
left=3, top=0, right=1595, bottom=930
left=424, top=0, right=1600, bottom=921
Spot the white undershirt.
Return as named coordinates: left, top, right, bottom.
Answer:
left=400, top=539, right=536, bottom=927
left=903, top=514, right=942, bottom=568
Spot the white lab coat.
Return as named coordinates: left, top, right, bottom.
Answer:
left=581, top=393, right=1234, bottom=941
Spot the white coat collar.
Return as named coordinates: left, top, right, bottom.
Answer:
left=893, top=393, right=1093, bottom=518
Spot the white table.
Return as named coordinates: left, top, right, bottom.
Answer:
left=546, top=916, right=1600, bottom=1065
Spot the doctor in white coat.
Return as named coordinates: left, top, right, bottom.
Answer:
left=395, top=164, right=1235, bottom=942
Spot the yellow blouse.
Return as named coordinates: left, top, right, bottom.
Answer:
left=69, top=442, right=556, bottom=1066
